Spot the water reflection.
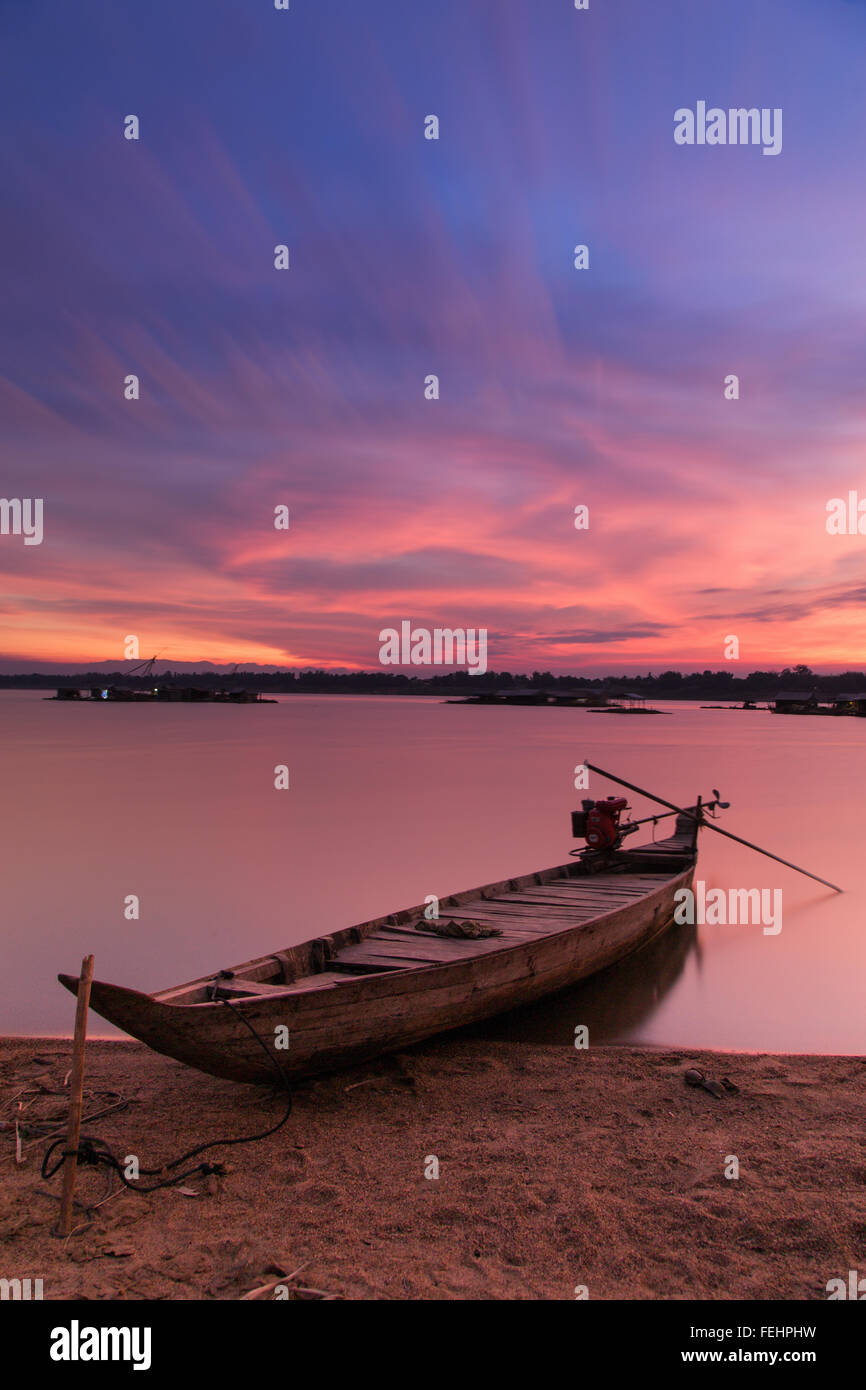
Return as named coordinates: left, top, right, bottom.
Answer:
left=468, top=916, right=699, bottom=1046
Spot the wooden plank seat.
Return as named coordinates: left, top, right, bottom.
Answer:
left=209, top=977, right=292, bottom=998
left=210, top=969, right=386, bottom=997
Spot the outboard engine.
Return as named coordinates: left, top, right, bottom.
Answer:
left=571, top=796, right=630, bottom=850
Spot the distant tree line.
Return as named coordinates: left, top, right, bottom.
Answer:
left=2, top=662, right=859, bottom=699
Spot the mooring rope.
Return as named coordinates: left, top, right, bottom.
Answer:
left=41, top=1001, right=293, bottom=1196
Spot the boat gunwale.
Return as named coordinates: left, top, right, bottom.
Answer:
left=154, top=841, right=698, bottom=1009
left=181, top=868, right=695, bottom=1008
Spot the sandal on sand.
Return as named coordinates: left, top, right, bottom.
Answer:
left=684, top=1067, right=725, bottom=1099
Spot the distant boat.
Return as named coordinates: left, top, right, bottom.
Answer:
left=587, top=706, right=666, bottom=714
left=60, top=801, right=702, bottom=1084
left=700, top=702, right=764, bottom=710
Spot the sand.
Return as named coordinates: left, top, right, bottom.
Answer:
left=2, top=1035, right=865, bottom=1300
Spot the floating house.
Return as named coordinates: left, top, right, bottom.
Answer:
left=53, top=685, right=274, bottom=704
left=451, top=687, right=610, bottom=707
left=608, top=691, right=648, bottom=710
left=832, top=692, right=866, bottom=716
left=771, top=690, right=825, bottom=714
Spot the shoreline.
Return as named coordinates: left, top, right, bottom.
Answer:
left=3, top=1034, right=865, bottom=1300
left=9, top=1032, right=866, bottom=1060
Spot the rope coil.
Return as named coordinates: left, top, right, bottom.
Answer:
left=41, top=1000, right=292, bottom=1196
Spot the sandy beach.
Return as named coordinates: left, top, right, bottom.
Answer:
left=2, top=1034, right=865, bottom=1301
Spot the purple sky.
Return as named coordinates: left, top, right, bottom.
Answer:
left=3, top=0, right=866, bottom=673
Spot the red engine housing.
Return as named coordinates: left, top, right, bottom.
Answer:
left=584, top=797, right=629, bottom=849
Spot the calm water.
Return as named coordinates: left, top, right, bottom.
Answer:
left=1, top=689, right=863, bottom=1052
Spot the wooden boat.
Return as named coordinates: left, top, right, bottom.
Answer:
left=59, top=800, right=701, bottom=1085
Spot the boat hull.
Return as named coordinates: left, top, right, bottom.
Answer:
left=59, top=861, right=693, bottom=1085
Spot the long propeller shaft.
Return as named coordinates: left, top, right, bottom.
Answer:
left=582, top=760, right=842, bottom=894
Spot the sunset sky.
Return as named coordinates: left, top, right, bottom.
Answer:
left=3, top=0, right=866, bottom=674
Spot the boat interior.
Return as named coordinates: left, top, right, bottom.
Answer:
left=154, top=823, right=696, bottom=1008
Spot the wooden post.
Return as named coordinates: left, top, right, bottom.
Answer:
left=58, top=954, right=94, bottom=1237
